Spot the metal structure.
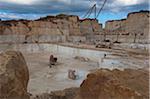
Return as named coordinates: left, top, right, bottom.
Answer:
left=83, top=0, right=107, bottom=19
left=83, top=4, right=97, bottom=19
left=96, top=0, right=107, bottom=18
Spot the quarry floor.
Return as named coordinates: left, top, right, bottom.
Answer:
left=23, top=46, right=149, bottom=95
left=0, top=43, right=149, bottom=95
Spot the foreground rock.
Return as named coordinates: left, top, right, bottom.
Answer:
left=77, top=68, right=148, bottom=99
left=0, top=51, right=29, bottom=99
left=31, top=87, right=79, bottom=99
left=32, top=68, right=149, bottom=99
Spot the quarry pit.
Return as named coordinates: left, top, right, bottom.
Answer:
left=0, top=10, right=149, bottom=99
left=0, top=43, right=148, bottom=96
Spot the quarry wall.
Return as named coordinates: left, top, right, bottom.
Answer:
left=0, top=43, right=147, bottom=60
left=0, top=34, right=66, bottom=43
left=0, top=44, right=109, bottom=60
left=0, top=35, right=25, bottom=43
left=0, top=14, right=102, bottom=36
left=67, top=36, right=86, bottom=43
left=0, top=34, right=147, bottom=44
left=105, top=11, right=149, bottom=36
left=0, top=11, right=149, bottom=43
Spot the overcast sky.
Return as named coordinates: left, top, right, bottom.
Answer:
left=0, top=0, right=149, bottom=25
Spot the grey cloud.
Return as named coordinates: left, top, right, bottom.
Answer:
left=0, top=0, right=149, bottom=20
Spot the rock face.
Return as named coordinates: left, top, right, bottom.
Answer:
left=0, top=51, right=29, bottom=99
left=0, top=11, right=149, bottom=43
left=79, top=19, right=102, bottom=36
left=0, top=14, right=102, bottom=36
left=0, top=20, right=30, bottom=35
left=76, top=69, right=148, bottom=99
left=105, top=10, right=149, bottom=36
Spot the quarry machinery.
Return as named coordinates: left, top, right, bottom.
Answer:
left=83, top=0, right=107, bottom=19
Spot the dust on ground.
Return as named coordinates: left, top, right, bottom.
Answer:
left=22, top=46, right=149, bottom=95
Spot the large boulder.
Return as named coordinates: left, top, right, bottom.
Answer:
left=0, top=51, right=29, bottom=99
left=30, top=68, right=148, bottom=99
left=76, top=69, right=148, bottom=99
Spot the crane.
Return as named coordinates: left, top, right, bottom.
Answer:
left=83, top=0, right=107, bottom=19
